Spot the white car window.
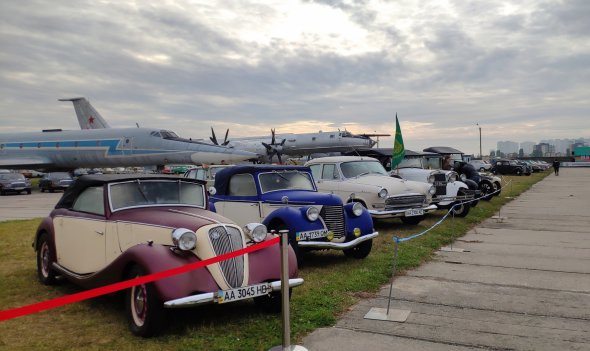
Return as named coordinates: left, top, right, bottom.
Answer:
left=309, top=164, right=321, bottom=180
left=229, top=174, right=257, bottom=196
left=321, top=164, right=338, bottom=180
left=72, top=187, right=105, bottom=216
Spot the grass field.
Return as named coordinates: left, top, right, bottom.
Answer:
left=0, top=172, right=549, bottom=350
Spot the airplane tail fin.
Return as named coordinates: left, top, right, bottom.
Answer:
left=59, top=97, right=111, bottom=129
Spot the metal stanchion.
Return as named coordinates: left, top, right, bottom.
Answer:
left=364, top=239, right=410, bottom=322
left=268, top=230, right=308, bottom=351
left=440, top=203, right=465, bottom=252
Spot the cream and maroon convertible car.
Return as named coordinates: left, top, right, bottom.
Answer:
left=34, top=174, right=302, bottom=337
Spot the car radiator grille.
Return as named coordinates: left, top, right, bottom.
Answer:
left=11, top=182, right=26, bottom=188
left=320, top=205, right=345, bottom=239
left=433, top=173, right=447, bottom=196
left=385, top=195, right=426, bottom=210
left=208, top=226, right=244, bottom=288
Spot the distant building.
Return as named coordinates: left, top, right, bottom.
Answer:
left=497, top=141, right=519, bottom=155
left=533, top=142, right=555, bottom=157
left=519, top=141, right=535, bottom=156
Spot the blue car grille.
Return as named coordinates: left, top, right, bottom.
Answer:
left=385, top=195, right=426, bottom=210
left=320, top=205, right=345, bottom=239
left=208, top=226, right=244, bottom=288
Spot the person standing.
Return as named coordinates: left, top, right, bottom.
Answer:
left=552, top=159, right=560, bottom=176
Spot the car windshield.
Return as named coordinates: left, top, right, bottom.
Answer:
left=109, top=180, right=205, bottom=211
left=340, top=161, right=389, bottom=178
left=397, top=158, right=424, bottom=169
left=50, top=172, right=72, bottom=179
left=259, top=171, right=315, bottom=193
left=0, top=173, right=24, bottom=181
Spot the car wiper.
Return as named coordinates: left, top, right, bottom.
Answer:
left=273, top=171, right=289, bottom=181
left=135, top=180, right=149, bottom=202
left=356, top=172, right=370, bottom=177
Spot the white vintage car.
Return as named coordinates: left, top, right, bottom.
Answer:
left=391, top=158, right=476, bottom=217
left=305, top=156, right=437, bottom=225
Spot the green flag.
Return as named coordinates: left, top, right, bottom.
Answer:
left=391, top=114, right=405, bottom=169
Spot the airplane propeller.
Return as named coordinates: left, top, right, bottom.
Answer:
left=210, top=127, right=230, bottom=146
left=261, top=128, right=286, bottom=163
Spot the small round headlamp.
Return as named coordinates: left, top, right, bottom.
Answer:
left=428, top=186, right=436, bottom=195
left=306, top=206, right=320, bottom=221
left=353, top=227, right=361, bottom=237
left=378, top=188, right=388, bottom=199
left=448, top=172, right=457, bottom=182
left=428, top=174, right=436, bottom=183
left=171, top=228, right=197, bottom=251
left=243, top=223, right=267, bottom=243
left=326, top=231, right=334, bottom=241
left=352, top=202, right=364, bottom=217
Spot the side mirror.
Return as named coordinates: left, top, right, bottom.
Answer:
left=208, top=187, right=217, bottom=195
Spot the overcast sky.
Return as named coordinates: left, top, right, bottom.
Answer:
left=1, top=0, right=588, bottom=155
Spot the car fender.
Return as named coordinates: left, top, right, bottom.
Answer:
left=343, top=203, right=374, bottom=239
left=248, top=236, right=298, bottom=284
left=262, top=206, right=325, bottom=233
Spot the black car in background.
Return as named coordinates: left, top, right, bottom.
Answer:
left=0, top=173, right=32, bottom=195
left=491, top=159, right=530, bottom=176
left=39, top=172, right=74, bottom=192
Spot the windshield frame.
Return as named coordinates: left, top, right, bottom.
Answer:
left=257, top=170, right=316, bottom=194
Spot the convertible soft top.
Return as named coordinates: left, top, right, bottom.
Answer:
left=214, top=165, right=311, bottom=195
left=55, top=174, right=204, bottom=209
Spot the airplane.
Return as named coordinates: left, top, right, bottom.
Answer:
left=0, top=128, right=257, bottom=171
left=63, top=97, right=387, bottom=163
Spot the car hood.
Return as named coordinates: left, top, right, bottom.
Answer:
left=346, top=174, right=431, bottom=194
left=262, top=190, right=342, bottom=206
left=109, top=206, right=236, bottom=230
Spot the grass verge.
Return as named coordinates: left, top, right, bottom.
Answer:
left=0, top=172, right=549, bottom=350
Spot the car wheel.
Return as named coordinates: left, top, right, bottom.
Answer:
left=479, top=167, right=485, bottom=172
left=27, top=189, right=32, bottom=195
left=343, top=239, right=373, bottom=259
left=516, top=169, right=522, bottom=176
left=493, top=182, right=502, bottom=196
left=401, top=215, right=425, bottom=225
left=37, top=232, right=57, bottom=285
left=49, top=188, right=55, bottom=193
left=254, top=288, right=291, bottom=313
left=479, top=181, right=494, bottom=201
left=0, top=189, right=4, bottom=196
left=268, top=222, right=301, bottom=260
left=450, top=201, right=470, bottom=218
left=125, top=265, right=165, bottom=337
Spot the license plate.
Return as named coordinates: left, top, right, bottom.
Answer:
left=296, top=229, right=328, bottom=241
left=405, top=208, right=424, bottom=217
left=217, top=283, right=272, bottom=304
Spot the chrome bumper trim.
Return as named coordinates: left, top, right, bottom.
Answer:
left=163, top=278, right=304, bottom=308
left=368, top=204, right=438, bottom=218
left=297, top=232, right=378, bottom=250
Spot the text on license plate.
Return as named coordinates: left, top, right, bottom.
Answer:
left=296, top=229, right=328, bottom=241
left=405, top=208, right=424, bottom=217
left=217, top=283, right=272, bottom=304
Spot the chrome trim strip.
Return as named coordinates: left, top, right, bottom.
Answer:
left=297, top=232, right=379, bottom=249
left=167, top=209, right=222, bottom=224
left=368, top=204, right=437, bottom=218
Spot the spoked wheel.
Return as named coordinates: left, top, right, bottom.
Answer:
left=125, top=265, right=165, bottom=337
left=36, top=232, right=57, bottom=285
left=450, top=201, right=470, bottom=218
left=479, top=181, right=494, bottom=201
left=254, top=288, right=291, bottom=313
left=493, top=182, right=502, bottom=196
left=343, top=239, right=373, bottom=259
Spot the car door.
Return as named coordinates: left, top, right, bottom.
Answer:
left=215, top=173, right=261, bottom=227
left=53, top=186, right=107, bottom=274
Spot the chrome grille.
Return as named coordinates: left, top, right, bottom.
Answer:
left=385, top=195, right=426, bottom=210
left=11, top=182, right=26, bottom=188
left=319, top=205, right=345, bottom=239
left=433, top=173, right=447, bottom=196
left=208, top=226, right=244, bottom=288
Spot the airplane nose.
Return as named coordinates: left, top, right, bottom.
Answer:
left=190, top=148, right=256, bottom=165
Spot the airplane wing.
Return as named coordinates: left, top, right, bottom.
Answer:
left=0, top=156, right=54, bottom=169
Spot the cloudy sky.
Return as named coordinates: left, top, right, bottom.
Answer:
left=1, top=0, right=588, bottom=155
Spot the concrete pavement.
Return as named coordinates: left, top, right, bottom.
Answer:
left=0, top=190, right=62, bottom=221
left=303, top=168, right=590, bottom=351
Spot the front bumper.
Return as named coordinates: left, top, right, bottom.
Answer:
left=163, top=278, right=304, bottom=308
left=368, top=204, right=438, bottom=219
left=297, top=231, right=379, bottom=250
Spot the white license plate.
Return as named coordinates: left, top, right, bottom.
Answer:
left=405, top=208, right=424, bottom=217
left=217, top=283, right=272, bottom=304
left=296, top=229, right=328, bottom=241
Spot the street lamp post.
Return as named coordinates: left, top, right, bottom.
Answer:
left=476, top=123, right=482, bottom=158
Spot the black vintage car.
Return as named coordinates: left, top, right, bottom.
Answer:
left=491, top=159, right=529, bottom=176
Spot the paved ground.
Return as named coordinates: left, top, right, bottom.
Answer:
left=303, top=168, right=590, bottom=351
left=0, top=189, right=62, bottom=221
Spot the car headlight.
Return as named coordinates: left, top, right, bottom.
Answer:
left=428, top=185, right=436, bottom=195
left=448, top=172, right=457, bottom=182
left=428, top=174, right=435, bottom=183
left=243, top=223, right=267, bottom=243
left=171, top=228, right=197, bottom=251
left=378, top=188, right=388, bottom=199
left=352, top=202, right=364, bottom=217
left=306, top=206, right=320, bottom=221
left=459, top=173, right=467, bottom=182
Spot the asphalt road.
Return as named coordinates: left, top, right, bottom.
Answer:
left=303, top=167, right=590, bottom=351
left=0, top=188, right=62, bottom=221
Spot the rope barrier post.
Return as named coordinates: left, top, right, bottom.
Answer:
left=440, top=203, right=465, bottom=253
left=364, top=238, right=410, bottom=322
left=268, top=230, right=308, bottom=351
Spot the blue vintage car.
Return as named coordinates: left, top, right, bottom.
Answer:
left=208, top=165, right=378, bottom=259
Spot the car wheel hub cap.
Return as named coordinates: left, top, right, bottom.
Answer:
left=132, top=284, right=147, bottom=326
left=41, top=243, right=49, bottom=277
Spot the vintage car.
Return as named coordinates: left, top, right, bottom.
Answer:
left=305, top=156, right=437, bottom=225
left=184, top=164, right=233, bottom=188
left=468, top=159, right=492, bottom=172
left=209, top=165, right=378, bottom=259
left=39, top=172, right=74, bottom=192
left=0, top=172, right=32, bottom=195
left=491, top=159, right=530, bottom=176
left=34, top=174, right=302, bottom=337
left=391, top=157, right=475, bottom=217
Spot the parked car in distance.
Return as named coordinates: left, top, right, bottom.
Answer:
left=305, top=156, right=437, bottom=225
left=491, top=159, right=530, bottom=176
left=184, top=164, right=233, bottom=188
left=39, top=172, right=74, bottom=192
left=34, top=174, right=302, bottom=337
left=209, top=165, right=378, bottom=259
left=468, top=159, right=492, bottom=172
left=0, top=173, right=32, bottom=195
left=20, top=169, right=45, bottom=178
